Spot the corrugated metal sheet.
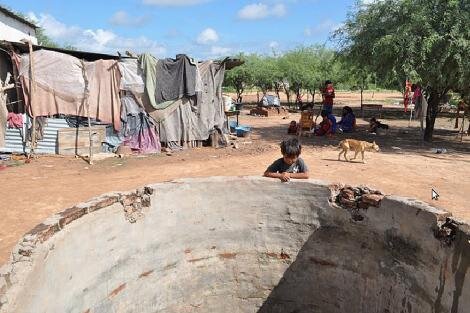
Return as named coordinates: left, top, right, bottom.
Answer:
left=1, top=115, right=72, bottom=154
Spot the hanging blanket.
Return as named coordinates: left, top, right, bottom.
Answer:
left=139, top=53, right=199, bottom=108
left=16, top=50, right=122, bottom=130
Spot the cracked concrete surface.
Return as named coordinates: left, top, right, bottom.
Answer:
left=0, top=177, right=469, bottom=313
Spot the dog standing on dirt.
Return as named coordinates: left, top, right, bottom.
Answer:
left=338, top=139, right=380, bottom=163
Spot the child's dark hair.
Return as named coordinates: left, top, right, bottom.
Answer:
left=343, top=106, right=353, bottom=115
left=320, top=109, right=328, bottom=117
left=370, top=117, right=377, bottom=123
left=281, top=138, right=302, bottom=157
left=325, top=80, right=332, bottom=85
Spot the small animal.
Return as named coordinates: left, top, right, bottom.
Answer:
left=338, top=139, right=380, bottom=163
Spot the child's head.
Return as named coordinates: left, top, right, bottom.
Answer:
left=280, top=138, right=302, bottom=165
left=369, top=117, right=377, bottom=124
left=342, top=106, right=353, bottom=116
left=320, top=110, right=328, bottom=118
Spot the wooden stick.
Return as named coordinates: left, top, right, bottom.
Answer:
left=26, top=40, right=36, bottom=159
left=80, top=59, right=93, bottom=165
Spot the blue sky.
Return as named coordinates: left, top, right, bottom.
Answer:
left=1, top=0, right=358, bottom=59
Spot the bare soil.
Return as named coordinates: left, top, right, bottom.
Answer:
left=231, top=90, right=403, bottom=107
left=0, top=93, right=469, bottom=266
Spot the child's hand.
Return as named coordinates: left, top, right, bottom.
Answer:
left=280, top=172, right=290, bottom=182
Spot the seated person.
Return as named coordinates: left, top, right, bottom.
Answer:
left=327, top=112, right=337, bottom=134
left=369, top=117, right=389, bottom=133
left=314, top=110, right=334, bottom=136
left=287, top=120, right=299, bottom=134
left=264, top=138, right=309, bottom=182
left=338, top=106, right=356, bottom=133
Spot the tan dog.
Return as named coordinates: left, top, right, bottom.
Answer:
left=338, top=139, right=380, bottom=163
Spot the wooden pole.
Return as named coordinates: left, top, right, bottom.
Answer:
left=80, top=60, right=93, bottom=165
left=26, top=40, right=36, bottom=159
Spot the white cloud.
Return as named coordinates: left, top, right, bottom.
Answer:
left=109, top=11, right=150, bottom=27
left=26, top=12, right=39, bottom=23
left=143, top=0, right=210, bottom=6
left=197, top=28, right=219, bottom=45
left=269, top=41, right=279, bottom=48
left=209, top=46, right=232, bottom=57
left=31, top=12, right=166, bottom=56
left=237, top=3, right=287, bottom=20
left=238, top=4, right=269, bottom=20
left=28, top=12, right=81, bottom=39
left=304, top=20, right=341, bottom=36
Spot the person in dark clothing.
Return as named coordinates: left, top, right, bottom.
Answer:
left=264, top=138, right=309, bottom=182
left=369, top=117, right=389, bottom=133
left=338, top=106, right=356, bottom=133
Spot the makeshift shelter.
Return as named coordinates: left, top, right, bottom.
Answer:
left=118, top=54, right=229, bottom=148
left=1, top=40, right=241, bottom=155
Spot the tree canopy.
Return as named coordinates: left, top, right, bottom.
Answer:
left=335, top=0, right=470, bottom=141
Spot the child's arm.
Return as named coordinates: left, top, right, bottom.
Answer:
left=288, top=171, right=309, bottom=179
left=264, top=171, right=290, bottom=182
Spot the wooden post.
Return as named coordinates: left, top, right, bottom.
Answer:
left=26, top=40, right=36, bottom=159
left=80, top=60, right=93, bottom=165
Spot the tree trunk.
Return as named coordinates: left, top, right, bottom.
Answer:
left=424, top=89, right=441, bottom=142
left=274, top=84, right=281, bottom=101
left=360, top=87, right=363, bottom=110
left=236, top=86, right=243, bottom=103
left=286, top=91, right=291, bottom=105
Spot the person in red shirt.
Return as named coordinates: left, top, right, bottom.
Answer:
left=322, top=80, right=335, bottom=114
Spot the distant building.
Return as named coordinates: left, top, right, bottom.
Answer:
left=0, top=5, right=37, bottom=44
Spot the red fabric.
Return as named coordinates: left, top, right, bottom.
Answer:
left=323, top=84, right=335, bottom=105
left=7, top=112, right=23, bottom=128
left=404, top=80, right=412, bottom=112
left=315, top=118, right=332, bottom=136
left=412, top=87, right=421, bottom=104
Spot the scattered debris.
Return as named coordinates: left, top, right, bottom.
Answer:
left=435, top=217, right=458, bottom=246
left=332, top=184, right=384, bottom=221
left=432, top=148, right=447, bottom=154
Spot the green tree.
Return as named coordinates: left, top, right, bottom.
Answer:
left=223, top=54, right=253, bottom=103
left=336, top=0, right=470, bottom=141
left=35, top=28, right=60, bottom=48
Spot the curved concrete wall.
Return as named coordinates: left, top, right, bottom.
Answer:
left=0, top=177, right=469, bottom=313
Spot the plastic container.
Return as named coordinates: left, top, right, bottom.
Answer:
left=228, top=121, right=238, bottom=133
left=223, top=96, right=233, bottom=112
left=235, top=125, right=251, bottom=137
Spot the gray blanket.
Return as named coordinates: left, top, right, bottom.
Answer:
left=155, top=54, right=198, bottom=104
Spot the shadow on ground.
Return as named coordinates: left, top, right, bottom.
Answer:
left=255, top=124, right=469, bottom=155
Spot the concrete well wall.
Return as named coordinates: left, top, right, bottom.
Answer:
left=0, top=177, right=468, bottom=313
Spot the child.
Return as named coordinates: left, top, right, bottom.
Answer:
left=338, top=106, right=356, bottom=133
left=314, top=110, right=334, bottom=136
left=369, top=117, right=389, bottom=133
left=264, top=138, right=309, bottom=182
left=322, top=80, right=335, bottom=114
left=287, top=120, right=299, bottom=134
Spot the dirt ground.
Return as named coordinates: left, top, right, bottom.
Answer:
left=233, top=90, right=403, bottom=107
left=0, top=97, right=469, bottom=266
